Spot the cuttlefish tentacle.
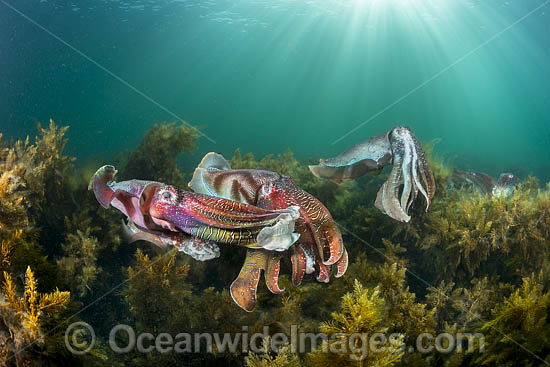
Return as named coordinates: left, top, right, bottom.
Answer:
left=309, top=126, right=435, bottom=223
left=412, top=133, right=436, bottom=207
left=316, top=261, right=331, bottom=283
left=393, top=126, right=435, bottom=213
left=399, top=134, right=413, bottom=212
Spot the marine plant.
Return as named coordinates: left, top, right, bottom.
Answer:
left=395, top=178, right=550, bottom=287
left=0, top=121, right=96, bottom=366
left=2, top=118, right=548, bottom=367
left=0, top=150, right=28, bottom=234
left=119, top=122, right=199, bottom=186
left=307, top=280, right=405, bottom=366
left=245, top=336, right=301, bottom=367
left=474, top=272, right=550, bottom=366
left=0, top=120, right=75, bottom=264
left=0, top=266, right=70, bottom=367
left=121, top=248, right=265, bottom=366
left=57, top=228, right=101, bottom=298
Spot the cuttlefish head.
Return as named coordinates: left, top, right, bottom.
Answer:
left=188, top=152, right=280, bottom=205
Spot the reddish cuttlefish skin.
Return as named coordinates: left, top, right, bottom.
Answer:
left=188, top=152, right=348, bottom=311
left=89, top=165, right=301, bottom=254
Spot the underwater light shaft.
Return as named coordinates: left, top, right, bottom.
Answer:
left=0, top=0, right=549, bottom=180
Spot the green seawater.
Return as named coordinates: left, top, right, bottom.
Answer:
left=1, top=0, right=549, bottom=177
left=2, top=1, right=550, bottom=366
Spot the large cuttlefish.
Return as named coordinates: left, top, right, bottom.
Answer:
left=309, top=126, right=436, bottom=222
left=89, top=165, right=301, bottom=262
left=189, top=153, right=348, bottom=311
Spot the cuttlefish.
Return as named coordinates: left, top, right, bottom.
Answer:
left=188, top=153, right=348, bottom=311
left=89, top=165, right=301, bottom=259
left=309, top=126, right=436, bottom=222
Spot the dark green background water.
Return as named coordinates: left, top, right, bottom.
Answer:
left=1, top=0, right=549, bottom=181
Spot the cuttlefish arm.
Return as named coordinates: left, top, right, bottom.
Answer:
left=230, top=249, right=268, bottom=312
left=309, top=126, right=435, bottom=222
left=267, top=177, right=344, bottom=266
left=230, top=249, right=287, bottom=312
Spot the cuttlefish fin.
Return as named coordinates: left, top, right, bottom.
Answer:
left=189, top=152, right=231, bottom=193
left=230, top=249, right=268, bottom=312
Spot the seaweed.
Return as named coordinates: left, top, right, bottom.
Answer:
left=474, top=273, right=550, bottom=366
left=3, top=119, right=550, bottom=366
left=0, top=266, right=70, bottom=367
left=121, top=248, right=264, bottom=366
left=307, top=280, right=405, bottom=366
left=114, top=143, right=550, bottom=366
left=57, top=228, right=101, bottom=298
left=399, top=178, right=550, bottom=287
left=245, top=337, right=301, bottom=367
left=119, top=122, right=199, bottom=186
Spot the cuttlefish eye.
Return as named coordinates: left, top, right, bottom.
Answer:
left=260, top=183, right=275, bottom=197
left=158, top=189, right=177, bottom=203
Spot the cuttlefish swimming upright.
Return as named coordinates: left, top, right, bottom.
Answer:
left=309, top=126, right=436, bottom=222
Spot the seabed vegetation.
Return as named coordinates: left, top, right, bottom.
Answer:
left=0, top=120, right=549, bottom=366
